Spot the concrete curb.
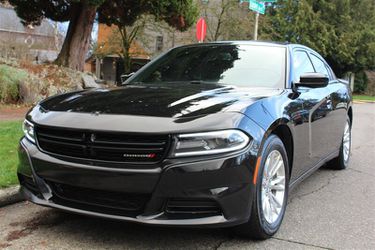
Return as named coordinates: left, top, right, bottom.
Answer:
left=0, top=185, right=24, bottom=207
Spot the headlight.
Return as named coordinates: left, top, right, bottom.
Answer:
left=170, top=130, right=250, bottom=157
left=22, top=120, right=35, bottom=143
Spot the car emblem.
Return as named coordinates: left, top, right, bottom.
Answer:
left=123, top=153, right=156, bottom=158
left=90, top=134, right=96, bottom=142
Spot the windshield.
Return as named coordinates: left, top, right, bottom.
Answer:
left=128, top=44, right=286, bottom=88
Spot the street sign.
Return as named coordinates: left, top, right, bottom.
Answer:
left=239, top=0, right=275, bottom=40
left=241, top=0, right=276, bottom=3
left=249, top=0, right=265, bottom=14
left=196, top=18, right=207, bottom=42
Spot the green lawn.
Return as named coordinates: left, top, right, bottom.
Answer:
left=0, top=120, right=23, bottom=188
left=353, top=95, right=375, bottom=101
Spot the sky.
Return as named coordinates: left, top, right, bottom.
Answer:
left=56, top=20, right=98, bottom=42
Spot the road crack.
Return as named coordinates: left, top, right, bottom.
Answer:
left=272, top=237, right=333, bottom=249
left=212, top=236, right=233, bottom=250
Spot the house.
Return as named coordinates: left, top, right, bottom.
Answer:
left=0, top=4, right=61, bottom=61
left=89, top=0, right=236, bottom=84
left=92, top=24, right=151, bottom=84
left=91, top=21, right=197, bottom=84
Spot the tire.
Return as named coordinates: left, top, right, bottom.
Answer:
left=328, top=116, right=351, bottom=170
left=234, top=134, right=289, bottom=239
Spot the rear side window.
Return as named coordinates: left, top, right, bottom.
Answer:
left=309, top=54, right=330, bottom=78
left=293, top=51, right=315, bottom=83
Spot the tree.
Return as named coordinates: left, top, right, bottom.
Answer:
left=198, top=0, right=255, bottom=42
left=312, top=0, right=375, bottom=75
left=263, top=0, right=375, bottom=76
left=94, top=16, right=150, bottom=72
left=98, top=0, right=198, bottom=73
left=8, top=0, right=104, bottom=71
left=262, top=1, right=332, bottom=55
left=7, top=0, right=198, bottom=72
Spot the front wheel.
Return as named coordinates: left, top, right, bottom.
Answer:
left=234, top=135, right=289, bottom=239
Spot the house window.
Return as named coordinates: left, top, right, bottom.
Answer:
left=156, top=36, right=163, bottom=52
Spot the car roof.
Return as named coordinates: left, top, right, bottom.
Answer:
left=178, top=40, right=288, bottom=48
left=177, top=40, right=316, bottom=52
left=177, top=41, right=324, bottom=61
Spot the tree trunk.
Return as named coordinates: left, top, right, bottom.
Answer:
left=118, top=27, right=132, bottom=74
left=55, top=1, right=97, bottom=71
left=123, top=49, right=131, bottom=74
left=123, top=39, right=132, bottom=74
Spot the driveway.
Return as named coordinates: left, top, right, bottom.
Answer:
left=0, top=103, right=374, bottom=250
left=0, top=106, right=30, bottom=121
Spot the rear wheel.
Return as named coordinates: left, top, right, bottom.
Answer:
left=329, top=117, right=351, bottom=170
left=234, top=135, right=289, bottom=239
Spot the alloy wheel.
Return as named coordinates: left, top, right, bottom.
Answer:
left=261, top=150, right=286, bottom=224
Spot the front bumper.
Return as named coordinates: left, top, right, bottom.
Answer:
left=18, top=137, right=258, bottom=228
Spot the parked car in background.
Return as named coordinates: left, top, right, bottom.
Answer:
left=19, top=41, right=352, bottom=239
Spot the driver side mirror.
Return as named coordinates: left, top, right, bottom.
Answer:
left=295, top=73, right=329, bottom=88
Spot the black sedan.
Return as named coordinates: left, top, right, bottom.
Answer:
left=18, top=41, right=352, bottom=239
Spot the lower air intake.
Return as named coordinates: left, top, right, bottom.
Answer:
left=166, top=198, right=222, bottom=218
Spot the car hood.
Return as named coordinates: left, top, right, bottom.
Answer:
left=40, top=83, right=282, bottom=118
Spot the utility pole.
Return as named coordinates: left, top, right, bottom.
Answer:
left=253, top=12, right=259, bottom=40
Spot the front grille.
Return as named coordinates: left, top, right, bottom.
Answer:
left=35, top=126, right=170, bottom=163
left=166, top=198, right=222, bottom=218
left=49, top=182, right=150, bottom=217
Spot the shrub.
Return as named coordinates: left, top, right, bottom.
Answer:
left=0, top=65, right=28, bottom=103
left=353, top=71, right=368, bottom=94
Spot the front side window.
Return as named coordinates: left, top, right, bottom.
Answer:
left=129, top=44, right=286, bottom=88
left=325, top=65, right=336, bottom=80
left=309, top=54, right=330, bottom=78
left=293, top=50, right=315, bottom=83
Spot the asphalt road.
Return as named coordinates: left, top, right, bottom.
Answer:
left=1, top=103, right=374, bottom=250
